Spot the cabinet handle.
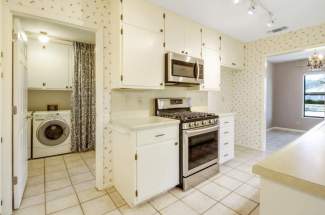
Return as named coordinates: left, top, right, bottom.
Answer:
left=224, top=153, right=229, bottom=157
left=224, top=131, right=229, bottom=134
left=155, top=134, right=165, bottom=137
left=185, top=51, right=188, bottom=55
left=224, top=142, right=229, bottom=145
left=181, top=51, right=185, bottom=54
left=224, top=121, right=229, bottom=124
left=232, top=62, right=236, bottom=66
left=66, top=86, right=68, bottom=89
left=174, top=142, right=178, bottom=146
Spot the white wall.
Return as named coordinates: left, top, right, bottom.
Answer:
left=28, top=90, right=72, bottom=111
left=265, top=62, right=273, bottom=129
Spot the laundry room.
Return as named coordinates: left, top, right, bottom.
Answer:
left=10, top=15, right=97, bottom=209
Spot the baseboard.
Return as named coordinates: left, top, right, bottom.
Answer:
left=268, top=127, right=307, bottom=133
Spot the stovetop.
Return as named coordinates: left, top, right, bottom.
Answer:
left=159, top=111, right=217, bottom=123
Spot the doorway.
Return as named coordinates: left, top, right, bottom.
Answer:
left=265, top=47, right=325, bottom=152
left=12, top=15, right=98, bottom=213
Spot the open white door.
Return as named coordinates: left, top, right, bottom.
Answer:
left=12, top=18, right=28, bottom=209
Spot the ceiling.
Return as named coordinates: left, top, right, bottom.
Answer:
left=148, top=0, right=325, bottom=42
left=19, top=16, right=95, bottom=43
left=268, top=46, right=325, bottom=63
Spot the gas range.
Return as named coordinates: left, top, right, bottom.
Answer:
left=158, top=111, right=218, bottom=130
left=155, top=98, right=219, bottom=190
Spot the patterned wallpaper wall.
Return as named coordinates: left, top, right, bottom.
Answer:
left=7, top=0, right=113, bottom=187
left=234, top=23, right=325, bottom=150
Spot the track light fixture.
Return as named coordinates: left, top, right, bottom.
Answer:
left=247, top=1, right=256, bottom=15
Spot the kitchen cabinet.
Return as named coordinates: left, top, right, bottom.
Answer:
left=111, top=0, right=165, bottom=89
left=164, top=11, right=202, bottom=58
left=112, top=122, right=179, bottom=206
left=201, top=47, right=220, bottom=91
left=27, top=39, right=73, bottom=90
left=219, top=114, right=235, bottom=164
left=220, top=34, right=244, bottom=70
left=202, top=27, right=220, bottom=51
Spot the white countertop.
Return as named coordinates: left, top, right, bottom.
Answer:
left=112, top=116, right=180, bottom=130
left=216, top=112, right=235, bottom=117
left=253, top=120, right=325, bottom=198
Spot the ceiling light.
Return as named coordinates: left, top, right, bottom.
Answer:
left=307, top=51, right=324, bottom=71
left=38, top=32, right=49, bottom=44
left=233, top=0, right=241, bottom=5
left=267, top=19, right=275, bottom=28
left=248, top=4, right=256, bottom=15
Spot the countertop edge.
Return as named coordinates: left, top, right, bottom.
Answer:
left=253, top=155, right=325, bottom=199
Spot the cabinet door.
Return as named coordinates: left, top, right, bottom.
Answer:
left=164, top=12, right=186, bottom=55
left=202, top=27, right=219, bottom=51
left=122, top=24, right=164, bottom=88
left=185, top=21, right=202, bottom=58
left=202, top=48, right=220, bottom=91
left=123, top=0, right=164, bottom=32
left=137, top=140, right=179, bottom=202
left=27, top=40, right=70, bottom=89
left=220, top=35, right=244, bottom=70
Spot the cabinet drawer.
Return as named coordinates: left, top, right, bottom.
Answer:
left=219, top=117, right=234, bottom=128
left=219, top=148, right=234, bottom=164
left=137, top=125, right=178, bottom=146
left=220, top=126, right=234, bottom=139
left=219, top=136, right=234, bottom=151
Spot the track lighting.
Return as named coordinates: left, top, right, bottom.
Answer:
left=38, top=31, right=50, bottom=44
left=247, top=1, right=256, bottom=15
left=267, top=19, right=275, bottom=28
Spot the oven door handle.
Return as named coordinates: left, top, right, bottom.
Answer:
left=184, top=125, right=219, bottom=137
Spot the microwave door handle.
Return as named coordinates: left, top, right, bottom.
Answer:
left=195, top=61, right=200, bottom=80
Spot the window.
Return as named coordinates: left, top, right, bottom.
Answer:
left=304, top=73, right=325, bottom=118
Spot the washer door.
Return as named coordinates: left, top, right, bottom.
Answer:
left=37, top=120, right=70, bottom=146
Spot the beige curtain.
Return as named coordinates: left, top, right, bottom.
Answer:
left=71, top=42, right=96, bottom=152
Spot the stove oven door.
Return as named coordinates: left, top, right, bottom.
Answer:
left=182, top=125, right=219, bottom=177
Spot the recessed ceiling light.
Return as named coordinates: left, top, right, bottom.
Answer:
left=38, top=31, right=50, bottom=44
left=248, top=6, right=255, bottom=15
left=233, top=0, right=241, bottom=5
left=267, top=20, right=275, bottom=28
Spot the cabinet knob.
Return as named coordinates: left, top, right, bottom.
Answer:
left=232, top=62, right=236, bottom=66
left=160, top=29, right=164, bottom=33
left=202, top=43, right=205, bottom=46
left=185, top=52, right=188, bottom=55
left=181, top=51, right=184, bottom=54
left=160, top=83, right=163, bottom=86
left=42, top=82, right=46, bottom=87
left=66, top=86, right=68, bottom=89
left=174, top=142, right=178, bottom=146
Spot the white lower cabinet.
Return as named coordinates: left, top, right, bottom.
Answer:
left=219, top=114, right=235, bottom=164
left=112, top=124, right=179, bottom=206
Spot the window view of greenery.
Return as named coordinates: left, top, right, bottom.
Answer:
left=304, top=74, right=325, bottom=118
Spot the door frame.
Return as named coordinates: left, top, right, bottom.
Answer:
left=1, top=4, right=105, bottom=214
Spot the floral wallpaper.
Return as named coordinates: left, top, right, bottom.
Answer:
left=234, top=23, right=325, bottom=150
left=7, top=0, right=113, bottom=187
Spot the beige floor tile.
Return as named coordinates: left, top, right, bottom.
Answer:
left=24, top=184, right=44, bottom=198
left=109, top=191, right=127, bottom=207
left=66, top=161, right=87, bottom=169
left=106, top=186, right=117, bottom=194
left=150, top=192, right=178, bottom=210
left=77, top=187, right=106, bottom=203
left=235, top=163, right=254, bottom=174
left=45, top=164, right=66, bottom=173
left=214, top=175, right=243, bottom=191
left=203, top=203, right=238, bottom=215
left=198, top=182, right=231, bottom=201
left=46, top=194, right=79, bottom=214
left=14, top=203, right=45, bottom=215
left=224, top=159, right=244, bottom=168
left=45, top=170, right=69, bottom=182
left=45, top=159, right=64, bottom=168
left=250, top=206, right=259, bottom=215
left=28, top=167, right=44, bottom=177
left=50, top=205, right=83, bottom=215
left=74, top=179, right=96, bottom=192
left=82, top=195, right=116, bottom=215
left=182, top=190, right=216, bottom=214
left=70, top=171, right=95, bottom=185
left=68, top=166, right=90, bottom=176
left=46, top=178, right=71, bottom=192
left=169, top=187, right=195, bottom=199
left=246, top=176, right=261, bottom=188
left=20, top=194, right=45, bottom=209
left=27, top=175, right=44, bottom=186
left=221, top=193, right=257, bottom=215
left=225, top=169, right=253, bottom=183
left=29, top=159, right=45, bottom=168
left=104, top=209, right=122, bottom=215
left=160, top=201, right=198, bottom=215
left=46, top=186, right=75, bottom=202
left=235, top=184, right=259, bottom=203
left=119, top=203, right=157, bottom=215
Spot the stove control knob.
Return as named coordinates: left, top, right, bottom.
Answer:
left=196, top=121, right=202, bottom=127
left=210, top=119, right=215, bottom=124
left=190, top=122, right=195, bottom=128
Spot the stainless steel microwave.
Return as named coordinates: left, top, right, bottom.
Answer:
left=165, top=52, right=204, bottom=85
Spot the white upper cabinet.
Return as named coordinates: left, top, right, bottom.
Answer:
left=27, top=39, right=72, bottom=90
left=220, top=34, right=244, bottom=70
left=111, top=0, right=164, bottom=89
left=202, top=27, right=220, bottom=51
left=122, top=24, right=164, bottom=88
left=201, top=47, right=220, bottom=91
left=164, top=11, right=202, bottom=58
left=123, top=0, right=164, bottom=32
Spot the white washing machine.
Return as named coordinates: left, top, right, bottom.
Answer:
left=33, top=110, right=72, bottom=158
